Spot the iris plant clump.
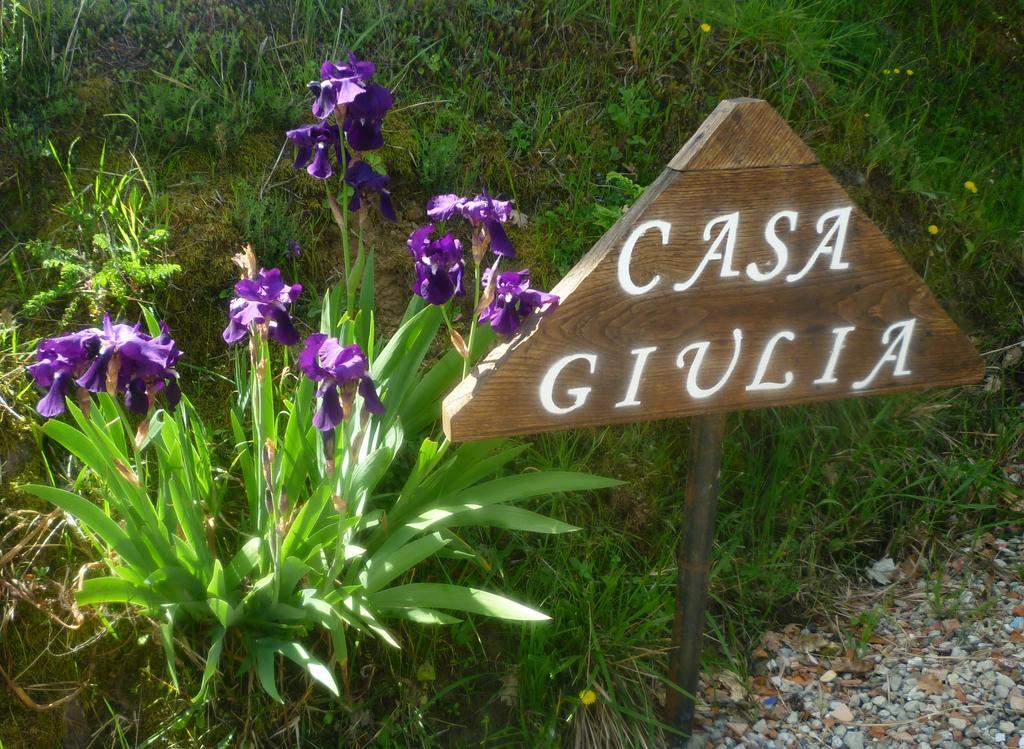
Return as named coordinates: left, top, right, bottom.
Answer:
left=22, top=50, right=608, bottom=710
left=28, top=314, right=181, bottom=418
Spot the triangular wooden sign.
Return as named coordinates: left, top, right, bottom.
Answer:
left=443, top=98, right=984, bottom=442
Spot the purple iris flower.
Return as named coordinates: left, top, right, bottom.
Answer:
left=425, top=192, right=516, bottom=261
left=310, top=53, right=376, bottom=120
left=223, top=268, right=303, bottom=346
left=343, top=84, right=393, bottom=152
left=298, top=334, right=384, bottom=431
left=426, top=193, right=465, bottom=221
left=73, top=315, right=182, bottom=415
left=285, top=122, right=345, bottom=180
left=478, top=269, right=559, bottom=337
left=286, top=240, right=302, bottom=259
left=407, top=225, right=465, bottom=306
left=26, top=329, right=101, bottom=417
left=345, top=160, right=396, bottom=220
left=460, top=192, right=516, bottom=258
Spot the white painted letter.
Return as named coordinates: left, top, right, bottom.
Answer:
left=673, top=212, right=740, bottom=292
left=851, top=319, right=916, bottom=390
left=785, top=206, right=853, bottom=283
left=618, top=220, right=669, bottom=295
left=747, top=210, right=796, bottom=282
left=813, top=325, right=856, bottom=384
left=746, top=331, right=796, bottom=391
left=675, top=329, right=743, bottom=399
left=615, top=346, right=658, bottom=407
left=539, top=353, right=598, bottom=414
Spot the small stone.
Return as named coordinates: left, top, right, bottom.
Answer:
left=997, top=685, right=1011, bottom=699
left=977, top=659, right=994, bottom=672
left=821, top=669, right=837, bottom=683
left=950, top=717, right=968, bottom=730
left=725, top=721, right=749, bottom=739
left=996, top=673, right=1016, bottom=689
left=845, top=731, right=865, bottom=749
left=753, top=719, right=768, bottom=734
left=786, top=711, right=799, bottom=725
left=830, top=704, right=854, bottom=722
left=872, top=695, right=887, bottom=706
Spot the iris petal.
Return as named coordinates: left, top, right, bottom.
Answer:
left=36, top=372, right=70, bottom=417
left=125, top=378, right=149, bottom=415
left=268, top=306, right=301, bottom=346
left=487, top=219, right=515, bottom=258
left=313, top=386, right=344, bottom=431
left=358, top=377, right=385, bottom=414
left=308, top=144, right=334, bottom=179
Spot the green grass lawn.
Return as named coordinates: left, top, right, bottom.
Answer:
left=1, top=0, right=1021, bottom=745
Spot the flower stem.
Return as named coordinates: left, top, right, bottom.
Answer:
left=249, top=335, right=279, bottom=597
left=325, top=182, right=352, bottom=323
left=462, top=263, right=482, bottom=379
left=351, top=221, right=364, bottom=318
left=440, top=303, right=456, bottom=339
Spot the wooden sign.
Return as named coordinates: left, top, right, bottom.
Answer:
left=442, top=98, right=986, bottom=743
left=443, top=98, right=983, bottom=442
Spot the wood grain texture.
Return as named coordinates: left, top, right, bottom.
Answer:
left=442, top=100, right=984, bottom=442
left=668, top=98, right=818, bottom=171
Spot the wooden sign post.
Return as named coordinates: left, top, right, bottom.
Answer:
left=442, top=98, right=984, bottom=742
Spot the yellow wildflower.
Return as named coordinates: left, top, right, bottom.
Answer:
left=927, top=224, right=939, bottom=235
left=894, top=68, right=901, bottom=74
left=700, top=22, right=712, bottom=33
left=579, top=689, right=598, bottom=706
left=882, top=69, right=891, bottom=75
left=964, top=180, right=978, bottom=193
left=906, top=69, right=914, bottom=75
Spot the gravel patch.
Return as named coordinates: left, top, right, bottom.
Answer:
left=687, top=527, right=1024, bottom=748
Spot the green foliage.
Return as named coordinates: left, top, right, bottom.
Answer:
left=24, top=262, right=616, bottom=708
left=537, top=171, right=646, bottom=276
left=21, top=141, right=177, bottom=322
left=132, top=29, right=294, bottom=157
left=606, top=83, right=660, bottom=171
left=229, top=178, right=307, bottom=269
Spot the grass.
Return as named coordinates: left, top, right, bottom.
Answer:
left=1, top=0, right=1022, bottom=745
